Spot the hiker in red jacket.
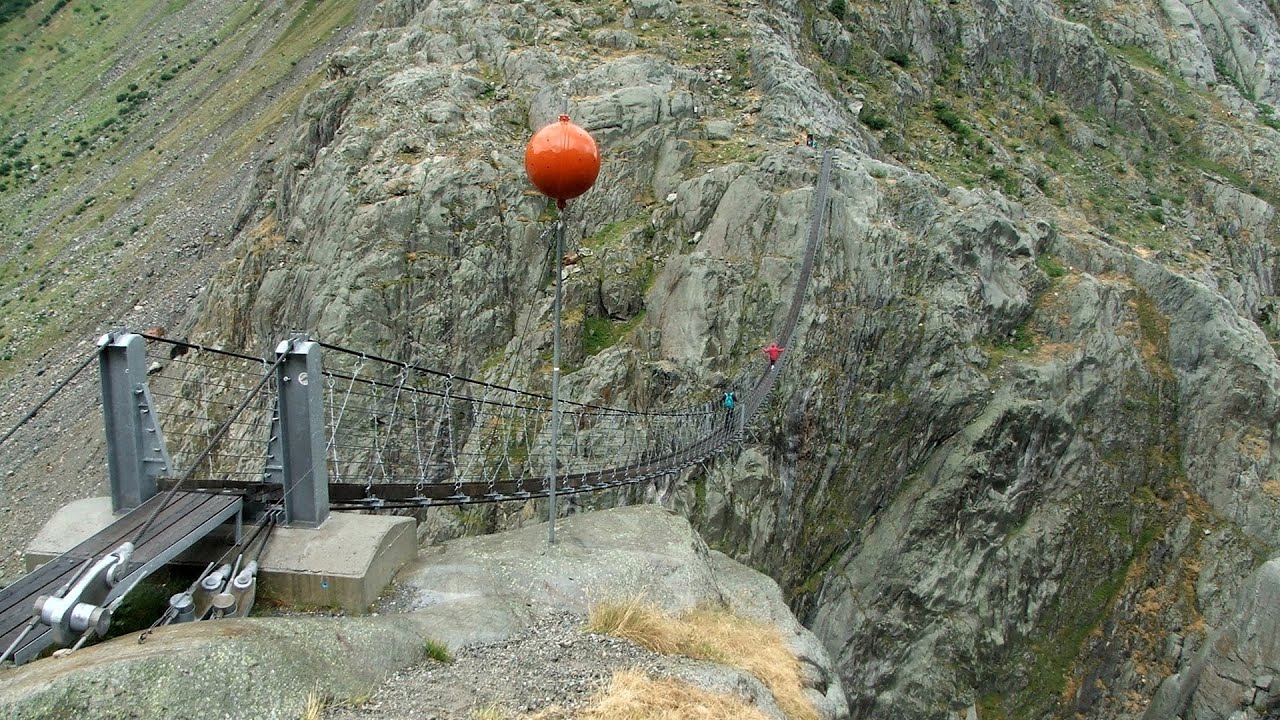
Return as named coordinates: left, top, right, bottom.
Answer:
left=763, top=342, right=783, bottom=369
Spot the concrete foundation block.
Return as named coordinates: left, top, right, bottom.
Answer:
left=25, top=498, right=416, bottom=615
left=256, top=512, right=417, bottom=613
left=26, top=496, right=117, bottom=570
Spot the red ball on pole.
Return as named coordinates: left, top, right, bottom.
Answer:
left=525, top=114, right=600, bottom=209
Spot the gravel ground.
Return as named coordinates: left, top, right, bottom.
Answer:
left=324, top=611, right=676, bottom=720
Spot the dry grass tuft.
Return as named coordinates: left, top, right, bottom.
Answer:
left=299, top=686, right=330, bottom=720
left=682, top=607, right=816, bottom=720
left=577, top=669, right=774, bottom=720
left=468, top=705, right=508, bottom=720
left=587, top=595, right=681, bottom=654
left=587, top=600, right=818, bottom=720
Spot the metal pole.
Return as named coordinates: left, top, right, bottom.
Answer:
left=548, top=211, right=565, bottom=545
left=274, top=338, right=329, bottom=528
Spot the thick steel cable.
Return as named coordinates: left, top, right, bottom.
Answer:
left=139, top=334, right=265, bottom=365
left=0, top=351, right=97, bottom=448
left=320, top=366, right=712, bottom=419
left=318, top=343, right=711, bottom=418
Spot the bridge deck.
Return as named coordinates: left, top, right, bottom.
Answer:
left=0, top=490, right=242, bottom=665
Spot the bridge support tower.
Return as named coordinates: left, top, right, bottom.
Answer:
left=98, top=331, right=173, bottom=512
left=269, top=338, right=329, bottom=528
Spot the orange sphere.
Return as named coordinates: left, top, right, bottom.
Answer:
left=525, top=114, right=600, bottom=208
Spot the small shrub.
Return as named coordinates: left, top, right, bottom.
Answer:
left=859, top=108, right=890, bottom=131
left=933, top=100, right=972, bottom=140
left=423, top=638, right=452, bottom=663
left=885, top=49, right=910, bottom=68
left=827, top=0, right=846, bottom=20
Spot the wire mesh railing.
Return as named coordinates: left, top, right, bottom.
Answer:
left=142, top=338, right=277, bottom=488
left=314, top=343, right=740, bottom=507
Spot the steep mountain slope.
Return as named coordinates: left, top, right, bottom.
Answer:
left=0, top=0, right=372, bottom=584
left=2, top=1, right=1279, bottom=719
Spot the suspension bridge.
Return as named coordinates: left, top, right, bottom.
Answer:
left=0, top=150, right=833, bottom=666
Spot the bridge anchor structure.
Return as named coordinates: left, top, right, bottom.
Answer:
left=0, top=149, right=833, bottom=665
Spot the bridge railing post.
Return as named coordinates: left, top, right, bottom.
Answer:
left=99, top=331, right=173, bottom=512
left=272, top=338, right=328, bottom=528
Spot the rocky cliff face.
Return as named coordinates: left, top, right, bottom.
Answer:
left=46, top=0, right=1280, bottom=718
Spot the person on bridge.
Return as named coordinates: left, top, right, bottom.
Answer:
left=763, top=342, right=784, bottom=369
left=722, top=390, right=736, bottom=431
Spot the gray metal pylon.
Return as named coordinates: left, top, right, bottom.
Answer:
left=99, top=331, right=172, bottom=512
left=274, top=338, right=328, bottom=528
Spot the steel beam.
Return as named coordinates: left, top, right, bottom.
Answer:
left=99, top=332, right=173, bottom=512
left=273, top=339, right=328, bottom=527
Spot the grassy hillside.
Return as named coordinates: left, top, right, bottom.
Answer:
left=0, top=0, right=359, bottom=372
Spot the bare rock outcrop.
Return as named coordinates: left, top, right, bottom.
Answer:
left=0, top=506, right=848, bottom=720
left=112, top=0, right=1280, bottom=719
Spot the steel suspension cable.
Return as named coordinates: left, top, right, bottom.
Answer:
left=0, top=351, right=97, bottom=448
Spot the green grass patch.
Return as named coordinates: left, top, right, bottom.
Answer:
left=999, top=322, right=1034, bottom=353
left=583, top=215, right=646, bottom=251
left=859, top=107, right=890, bottom=131
left=977, top=692, right=1008, bottom=720
left=423, top=638, right=453, bottom=663
left=932, top=100, right=973, bottom=141
left=1111, top=44, right=1166, bottom=73
left=1259, top=104, right=1280, bottom=130
left=583, top=312, right=646, bottom=356
left=1035, top=254, right=1066, bottom=279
